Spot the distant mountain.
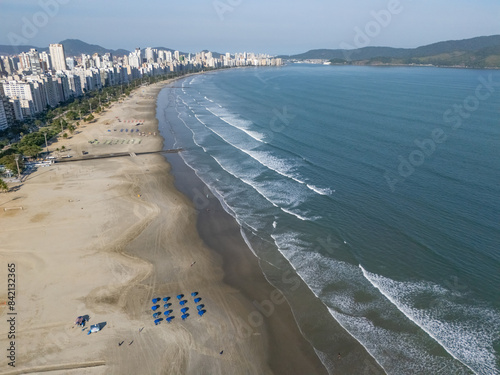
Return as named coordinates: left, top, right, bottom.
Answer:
left=58, top=39, right=130, bottom=57
left=0, top=39, right=129, bottom=57
left=281, top=35, right=500, bottom=67
left=0, top=44, right=48, bottom=56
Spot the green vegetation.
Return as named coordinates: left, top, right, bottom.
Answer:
left=0, top=69, right=215, bottom=163
left=0, top=178, right=8, bottom=192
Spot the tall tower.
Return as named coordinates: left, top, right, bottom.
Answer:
left=49, top=43, right=68, bottom=71
left=28, top=49, right=44, bottom=75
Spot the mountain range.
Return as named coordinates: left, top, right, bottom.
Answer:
left=280, top=35, right=500, bottom=68
left=0, top=39, right=221, bottom=58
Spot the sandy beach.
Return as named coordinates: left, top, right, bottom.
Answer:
left=0, top=78, right=327, bottom=374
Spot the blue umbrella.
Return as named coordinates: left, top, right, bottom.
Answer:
left=197, top=304, right=204, bottom=311
left=154, top=318, right=163, bottom=325
left=163, top=297, right=170, bottom=302
left=181, top=307, right=188, bottom=313
left=164, top=310, right=173, bottom=316
left=153, top=312, right=160, bottom=318
left=194, top=298, right=201, bottom=303
left=179, top=300, right=187, bottom=306
left=198, top=310, right=206, bottom=316
left=176, top=294, right=184, bottom=300
left=182, top=313, right=189, bottom=320
left=191, top=292, right=198, bottom=297
left=151, top=305, right=159, bottom=311
left=152, top=298, right=160, bottom=303
left=166, top=316, right=174, bottom=323
left=164, top=303, right=171, bottom=309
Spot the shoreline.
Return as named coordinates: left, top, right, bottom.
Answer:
left=157, top=75, right=385, bottom=374
left=0, top=73, right=328, bottom=374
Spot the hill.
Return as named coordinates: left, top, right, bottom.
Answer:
left=281, top=35, right=500, bottom=68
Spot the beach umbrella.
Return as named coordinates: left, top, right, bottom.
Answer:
left=151, top=305, right=159, bottom=311
left=181, top=307, right=188, bottom=313
left=164, top=303, right=171, bottom=309
left=152, top=298, right=160, bottom=303
left=163, top=297, right=170, bottom=302
left=154, top=318, right=162, bottom=325
left=197, top=304, right=204, bottom=311
left=153, top=312, right=160, bottom=318
left=164, top=310, right=173, bottom=316
left=191, top=292, right=198, bottom=297
left=198, top=310, right=206, bottom=316
left=194, top=298, right=201, bottom=303
left=179, top=300, right=187, bottom=306
left=166, top=316, right=174, bottom=323
left=176, top=294, right=184, bottom=300
left=182, top=313, right=189, bottom=320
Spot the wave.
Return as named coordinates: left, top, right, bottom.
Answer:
left=360, top=266, right=500, bottom=375
left=245, top=150, right=305, bottom=184
left=204, top=106, right=267, bottom=144
left=306, top=184, right=334, bottom=196
left=280, top=207, right=315, bottom=221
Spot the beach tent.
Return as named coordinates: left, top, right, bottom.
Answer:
left=176, top=294, right=184, bottom=300
left=197, top=305, right=204, bottom=311
left=181, top=307, right=188, bottom=313
left=198, top=310, right=206, bottom=317
left=182, top=313, right=189, bottom=320
left=151, top=305, right=159, bottom=311
left=194, top=298, right=202, bottom=303
left=191, top=292, right=198, bottom=297
left=179, top=300, right=187, bottom=306
left=87, top=324, right=101, bottom=335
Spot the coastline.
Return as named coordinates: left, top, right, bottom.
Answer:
left=0, top=75, right=328, bottom=374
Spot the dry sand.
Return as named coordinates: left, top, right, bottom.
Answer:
left=0, top=79, right=327, bottom=375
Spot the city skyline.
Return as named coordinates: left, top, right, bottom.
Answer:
left=1, top=0, right=500, bottom=55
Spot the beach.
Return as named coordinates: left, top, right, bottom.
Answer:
left=0, top=78, right=328, bottom=375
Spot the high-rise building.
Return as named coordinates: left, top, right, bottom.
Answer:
left=19, top=52, right=31, bottom=72
left=40, top=51, right=51, bottom=71
left=49, top=43, right=67, bottom=71
left=29, top=49, right=44, bottom=75
left=66, top=57, right=75, bottom=70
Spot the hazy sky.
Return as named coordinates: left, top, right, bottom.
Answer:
left=1, top=0, right=499, bottom=55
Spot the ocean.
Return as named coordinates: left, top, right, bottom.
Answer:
left=157, top=65, right=500, bottom=374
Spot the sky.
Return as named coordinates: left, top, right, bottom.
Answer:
left=1, top=0, right=499, bottom=55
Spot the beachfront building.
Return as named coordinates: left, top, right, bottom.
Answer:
left=49, top=44, right=68, bottom=71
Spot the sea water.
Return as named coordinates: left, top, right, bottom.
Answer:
left=157, top=65, right=500, bottom=374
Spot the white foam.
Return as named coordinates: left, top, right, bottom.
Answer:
left=360, top=266, right=500, bottom=375
left=280, top=207, right=309, bottom=221
left=307, top=184, right=333, bottom=196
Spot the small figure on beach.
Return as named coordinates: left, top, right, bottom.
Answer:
left=338, top=353, right=341, bottom=359
left=119, top=341, right=124, bottom=346
left=139, top=327, right=144, bottom=333
left=129, top=341, right=134, bottom=345
left=220, top=350, right=224, bottom=355
left=190, top=261, right=196, bottom=267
